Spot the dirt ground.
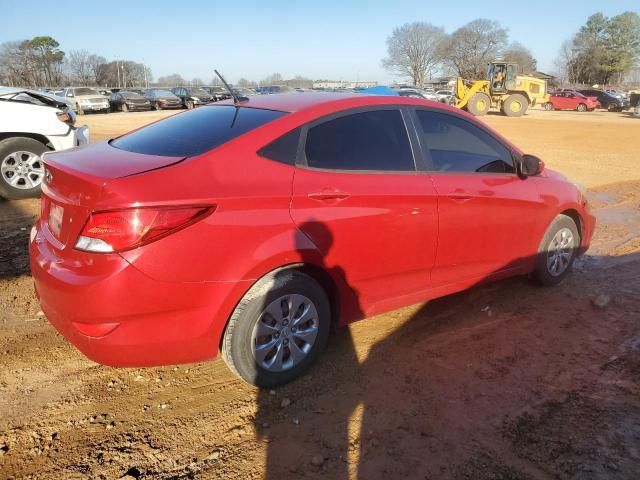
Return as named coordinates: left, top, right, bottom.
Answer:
left=1, top=107, right=639, bottom=480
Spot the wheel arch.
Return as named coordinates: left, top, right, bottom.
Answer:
left=0, top=132, right=53, bottom=150
left=559, top=208, right=583, bottom=241
left=217, top=261, right=342, bottom=351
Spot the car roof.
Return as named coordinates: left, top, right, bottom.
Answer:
left=213, top=91, right=454, bottom=113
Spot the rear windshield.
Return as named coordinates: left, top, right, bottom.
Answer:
left=111, top=105, right=286, bottom=157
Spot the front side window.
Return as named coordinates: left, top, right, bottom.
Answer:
left=416, top=110, right=514, bottom=174
left=111, top=106, right=286, bottom=157
left=304, top=109, right=414, bottom=171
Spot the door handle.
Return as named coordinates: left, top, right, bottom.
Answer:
left=308, top=190, right=350, bottom=202
left=447, top=194, right=473, bottom=202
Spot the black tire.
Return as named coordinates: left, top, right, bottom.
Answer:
left=185, top=100, right=194, bottom=110
left=576, top=103, right=587, bottom=112
left=502, top=94, right=528, bottom=117
left=607, top=103, right=617, bottom=112
left=121, top=103, right=129, bottom=113
left=0, top=137, right=48, bottom=200
left=222, top=270, right=331, bottom=387
left=467, top=92, right=491, bottom=116
left=154, top=102, right=161, bottom=110
left=75, top=103, right=84, bottom=115
left=544, top=102, right=554, bottom=111
left=532, top=214, right=580, bottom=286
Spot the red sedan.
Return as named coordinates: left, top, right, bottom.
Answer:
left=545, top=91, right=599, bottom=112
left=30, top=93, right=595, bottom=387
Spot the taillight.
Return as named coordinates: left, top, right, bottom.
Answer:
left=75, top=206, right=213, bottom=253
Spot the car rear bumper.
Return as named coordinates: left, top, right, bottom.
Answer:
left=30, top=222, right=250, bottom=367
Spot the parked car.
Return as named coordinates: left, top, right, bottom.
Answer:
left=122, top=88, right=147, bottom=96
left=201, top=86, right=232, bottom=101
left=435, top=89, right=454, bottom=104
left=258, top=85, right=291, bottom=94
left=397, top=88, right=438, bottom=101
left=578, top=89, right=629, bottom=111
left=170, top=86, right=213, bottom=109
left=544, top=91, right=599, bottom=112
left=31, top=93, right=595, bottom=387
left=62, top=87, right=110, bottom=114
left=144, top=89, right=183, bottom=110
left=0, top=87, right=89, bottom=199
left=109, top=91, right=152, bottom=112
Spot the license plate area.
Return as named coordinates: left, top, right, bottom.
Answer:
left=48, top=203, right=64, bottom=239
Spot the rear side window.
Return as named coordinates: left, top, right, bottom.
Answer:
left=304, top=109, right=414, bottom=171
left=416, top=110, right=514, bottom=174
left=111, top=106, right=286, bottom=157
left=258, top=128, right=300, bottom=165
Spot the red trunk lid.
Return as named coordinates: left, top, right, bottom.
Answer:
left=41, top=142, right=184, bottom=248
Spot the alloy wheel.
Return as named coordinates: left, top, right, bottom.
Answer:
left=546, top=227, right=575, bottom=276
left=1, top=151, right=45, bottom=189
left=251, top=294, right=319, bottom=372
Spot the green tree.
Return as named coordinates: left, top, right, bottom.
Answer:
left=26, top=36, right=65, bottom=86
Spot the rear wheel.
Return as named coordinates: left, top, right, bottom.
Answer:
left=607, top=103, right=617, bottom=112
left=0, top=137, right=48, bottom=199
left=532, top=214, right=580, bottom=286
left=154, top=102, right=161, bottom=110
left=467, top=92, right=491, bottom=116
left=502, top=94, right=528, bottom=117
left=544, top=102, right=554, bottom=111
left=222, top=270, right=331, bottom=387
left=121, top=103, right=129, bottom=112
left=577, top=103, right=587, bottom=112
left=185, top=100, right=194, bottom=110
left=75, top=103, right=84, bottom=115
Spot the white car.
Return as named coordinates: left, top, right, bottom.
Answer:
left=62, top=87, right=110, bottom=114
left=0, top=87, right=90, bottom=199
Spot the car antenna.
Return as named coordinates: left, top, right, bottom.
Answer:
left=214, top=69, right=248, bottom=104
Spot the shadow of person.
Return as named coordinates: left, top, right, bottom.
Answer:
left=255, top=220, right=364, bottom=478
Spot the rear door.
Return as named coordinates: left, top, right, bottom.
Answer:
left=290, top=107, right=438, bottom=314
left=412, top=108, right=545, bottom=285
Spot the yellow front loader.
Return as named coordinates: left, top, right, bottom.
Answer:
left=454, top=62, right=549, bottom=117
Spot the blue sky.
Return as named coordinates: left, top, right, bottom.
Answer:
left=2, top=0, right=638, bottom=83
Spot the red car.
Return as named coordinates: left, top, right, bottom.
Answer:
left=545, top=91, right=599, bottom=112
left=30, top=93, right=595, bottom=387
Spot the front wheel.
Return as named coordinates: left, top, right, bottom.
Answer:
left=544, top=102, right=554, bottom=111
left=0, top=137, right=48, bottom=199
left=121, top=103, right=129, bottom=112
left=222, top=270, right=331, bottom=387
left=532, top=214, right=580, bottom=286
left=467, top=92, right=491, bottom=116
left=154, top=102, right=161, bottom=110
left=185, top=100, right=194, bottom=110
left=577, top=103, right=587, bottom=112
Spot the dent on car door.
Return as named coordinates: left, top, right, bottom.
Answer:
left=290, top=108, right=438, bottom=320
left=414, top=109, right=545, bottom=285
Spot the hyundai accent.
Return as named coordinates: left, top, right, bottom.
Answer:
left=30, top=93, right=595, bottom=386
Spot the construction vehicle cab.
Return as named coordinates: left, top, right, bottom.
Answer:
left=454, top=61, right=549, bottom=117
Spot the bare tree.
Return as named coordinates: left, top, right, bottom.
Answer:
left=443, top=19, right=507, bottom=79
left=260, top=73, right=283, bottom=86
left=382, top=22, right=447, bottom=87
left=67, top=49, right=93, bottom=84
left=157, top=73, right=186, bottom=86
left=191, top=77, right=204, bottom=86
left=503, top=42, right=537, bottom=74
left=87, top=54, right=107, bottom=85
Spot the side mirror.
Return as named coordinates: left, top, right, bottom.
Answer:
left=519, top=154, right=544, bottom=178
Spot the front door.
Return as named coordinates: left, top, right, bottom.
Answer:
left=413, top=108, right=545, bottom=286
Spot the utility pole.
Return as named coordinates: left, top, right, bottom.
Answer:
left=116, top=60, right=120, bottom=88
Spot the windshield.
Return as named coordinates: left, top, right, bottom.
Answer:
left=111, top=105, right=286, bottom=157
left=150, top=89, right=175, bottom=97
left=189, top=88, right=210, bottom=96
left=75, top=88, right=100, bottom=96
left=121, top=92, right=142, bottom=99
